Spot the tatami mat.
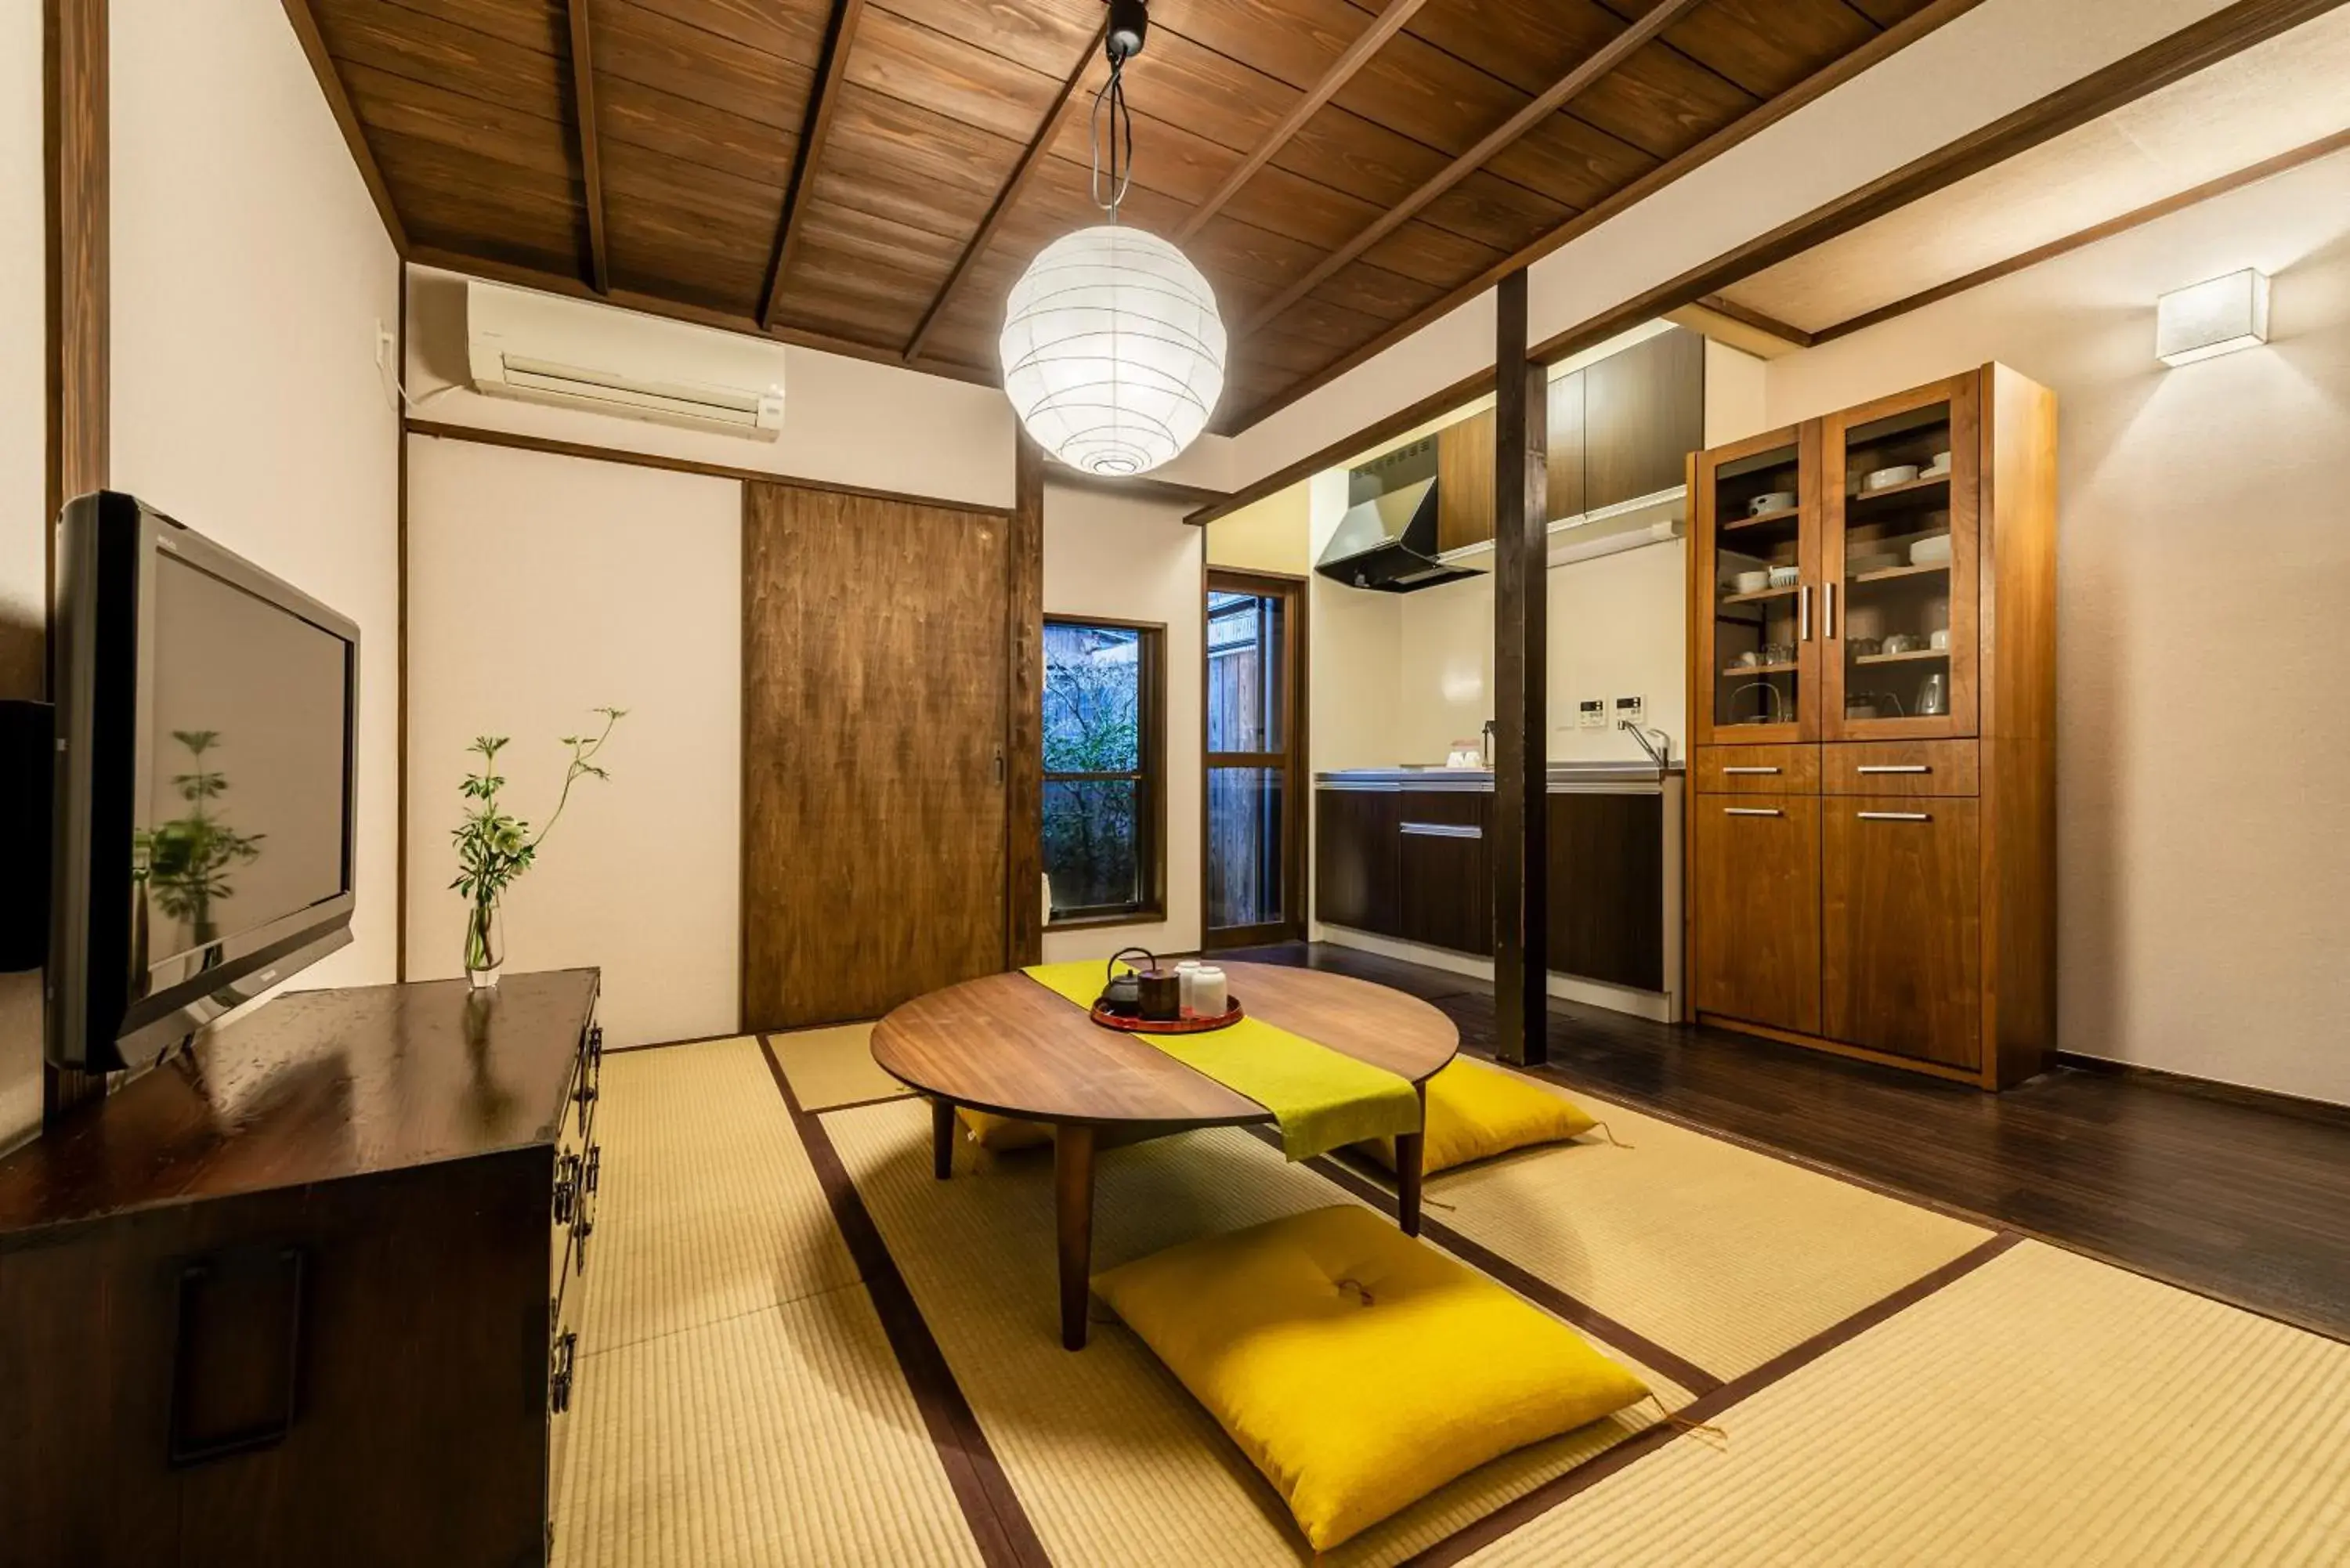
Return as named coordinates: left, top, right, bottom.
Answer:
left=822, top=1097, right=1688, bottom=1567
left=552, top=1284, right=984, bottom=1568
left=579, top=1037, right=859, bottom=1353
left=1411, top=1068, right=1993, bottom=1378
left=768, top=1022, right=909, bottom=1111
left=1461, top=1241, right=2350, bottom=1566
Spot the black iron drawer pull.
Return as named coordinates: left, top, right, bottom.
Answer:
left=550, top=1330, right=578, bottom=1414
left=553, top=1152, right=581, bottom=1225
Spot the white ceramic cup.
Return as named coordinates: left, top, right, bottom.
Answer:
left=1929, top=628, right=1951, bottom=651
left=1191, top=966, right=1227, bottom=1017
left=1748, top=490, right=1796, bottom=516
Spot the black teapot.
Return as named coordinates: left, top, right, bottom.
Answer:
left=1101, top=948, right=1182, bottom=1021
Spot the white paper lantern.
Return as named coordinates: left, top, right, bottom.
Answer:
left=1000, top=224, right=1226, bottom=476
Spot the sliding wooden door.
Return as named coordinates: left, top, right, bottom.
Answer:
left=1203, top=569, right=1308, bottom=949
left=743, top=482, right=1011, bottom=1028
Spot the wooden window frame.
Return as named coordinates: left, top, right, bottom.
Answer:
left=1042, top=615, right=1167, bottom=931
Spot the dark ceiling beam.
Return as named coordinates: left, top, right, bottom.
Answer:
left=1806, top=124, right=2350, bottom=344
left=563, top=0, right=608, bottom=294
left=1220, top=0, right=1985, bottom=432
left=1525, top=0, right=2350, bottom=369
left=1173, top=0, right=1432, bottom=244
left=280, top=0, right=407, bottom=253
left=760, top=0, right=868, bottom=330
left=902, top=22, right=1107, bottom=363
left=1694, top=293, right=1813, bottom=348
left=1237, top=0, right=1711, bottom=337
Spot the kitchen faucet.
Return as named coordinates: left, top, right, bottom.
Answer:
left=1619, top=720, right=1672, bottom=771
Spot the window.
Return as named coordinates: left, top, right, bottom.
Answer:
left=1043, top=617, right=1164, bottom=926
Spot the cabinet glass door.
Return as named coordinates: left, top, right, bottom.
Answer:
left=1824, top=375, right=1979, bottom=739
left=1694, top=424, right=1820, bottom=745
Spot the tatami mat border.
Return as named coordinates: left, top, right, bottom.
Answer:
left=1404, top=1230, right=2025, bottom=1568
left=1480, top=1045, right=2350, bottom=1349
left=1240, top=1124, right=1726, bottom=1397
left=756, top=1039, right=1053, bottom=1568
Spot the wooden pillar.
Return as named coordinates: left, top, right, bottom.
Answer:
left=42, top=0, right=108, bottom=1124
left=1004, top=435, right=1045, bottom=967
left=1491, top=269, right=1548, bottom=1066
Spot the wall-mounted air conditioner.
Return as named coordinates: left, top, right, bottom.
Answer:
left=465, top=279, right=786, bottom=439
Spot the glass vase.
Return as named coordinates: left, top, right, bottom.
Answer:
left=464, top=897, right=504, bottom=989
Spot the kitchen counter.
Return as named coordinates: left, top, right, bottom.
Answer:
left=1316, top=761, right=1683, bottom=793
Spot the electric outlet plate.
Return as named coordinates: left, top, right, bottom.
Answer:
left=1578, top=699, right=1605, bottom=730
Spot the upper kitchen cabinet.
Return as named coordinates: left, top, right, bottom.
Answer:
left=1691, top=421, right=1824, bottom=748
left=1546, top=369, right=1585, bottom=524
left=1436, top=407, right=1496, bottom=555
left=1584, top=327, right=1706, bottom=512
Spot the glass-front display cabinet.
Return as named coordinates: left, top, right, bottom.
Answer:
left=1691, top=422, right=1821, bottom=745
left=1822, top=374, right=1979, bottom=739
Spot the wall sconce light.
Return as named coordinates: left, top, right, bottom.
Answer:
left=2155, top=268, right=2270, bottom=367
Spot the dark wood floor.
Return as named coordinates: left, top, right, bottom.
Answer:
left=1221, top=941, right=2350, bottom=1345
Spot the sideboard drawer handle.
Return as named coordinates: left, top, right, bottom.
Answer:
left=1857, top=764, right=1929, bottom=775
left=1856, top=811, right=1932, bottom=822
left=1401, top=822, right=1483, bottom=839
left=1723, top=807, right=1783, bottom=818
left=1721, top=766, right=1780, bottom=775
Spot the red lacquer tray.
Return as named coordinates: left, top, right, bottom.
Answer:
left=1089, top=997, right=1246, bottom=1034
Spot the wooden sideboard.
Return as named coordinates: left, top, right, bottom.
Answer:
left=1686, top=364, right=2056, bottom=1089
left=0, top=969, right=602, bottom=1566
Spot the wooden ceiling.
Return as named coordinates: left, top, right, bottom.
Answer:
left=293, top=0, right=1965, bottom=432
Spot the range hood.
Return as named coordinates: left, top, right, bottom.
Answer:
left=1315, top=440, right=1481, bottom=594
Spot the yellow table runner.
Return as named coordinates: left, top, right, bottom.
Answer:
left=1022, top=962, right=1421, bottom=1162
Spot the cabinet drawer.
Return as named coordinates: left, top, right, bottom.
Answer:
left=1694, top=745, right=1818, bottom=794
left=1823, top=741, right=1977, bottom=797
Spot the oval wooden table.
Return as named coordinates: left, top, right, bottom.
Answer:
left=870, top=961, right=1459, bottom=1349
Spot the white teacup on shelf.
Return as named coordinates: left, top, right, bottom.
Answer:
left=1929, top=627, right=1951, bottom=651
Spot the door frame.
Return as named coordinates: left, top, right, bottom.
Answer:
left=1201, top=567, right=1311, bottom=951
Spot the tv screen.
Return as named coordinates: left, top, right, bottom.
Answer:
left=49, top=493, right=359, bottom=1072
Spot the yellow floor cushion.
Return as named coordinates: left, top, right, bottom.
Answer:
left=956, top=1107, right=1053, bottom=1152
left=1092, top=1204, right=1648, bottom=1551
left=1362, top=1057, right=1596, bottom=1174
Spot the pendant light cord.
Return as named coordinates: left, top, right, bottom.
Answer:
left=1090, top=52, right=1133, bottom=221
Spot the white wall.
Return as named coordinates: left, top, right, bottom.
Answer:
left=1040, top=481, right=1206, bottom=963
left=407, top=265, right=1020, bottom=511
left=109, top=2, right=403, bottom=992
left=406, top=437, right=741, bottom=1047
left=1762, top=146, right=2350, bottom=1105
left=0, top=1, right=45, bottom=1149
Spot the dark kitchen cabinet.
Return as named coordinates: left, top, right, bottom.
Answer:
left=1398, top=789, right=1491, bottom=956
left=1547, top=369, right=1585, bottom=523
left=1546, top=792, right=1663, bottom=991
left=1585, top=326, right=1706, bottom=511
left=1314, top=787, right=1401, bottom=936
left=1436, top=406, right=1495, bottom=554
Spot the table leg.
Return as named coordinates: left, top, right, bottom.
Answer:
left=931, top=1099, right=956, bottom=1180
left=1395, top=1081, right=1427, bottom=1237
left=1055, top=1123, right=1097, bottom=1350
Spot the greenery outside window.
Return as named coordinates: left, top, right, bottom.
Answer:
left=1043, top=617, right=1164, bottom=927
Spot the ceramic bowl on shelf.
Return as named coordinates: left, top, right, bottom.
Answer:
left=1733, top=569, right=1771, bottom=594
left=1862, top=464, right=1922, bottom=492
left=1910, top=533, right=1954, bottom=566
left=1924, top=450, right=1953, bottom=477
left=1768, top=565, right=1800, bottom=587
left=1748, top=490, right=1797, bottom=517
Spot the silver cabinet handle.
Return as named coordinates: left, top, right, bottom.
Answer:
left=1798, top=584, right=1811, bottom=641
left=1856, top=811, right=1931, bottom=822
left=1723, top=807, right=1783, bottom=818
left=1721, top=765, right=1781, bottom=775
left=1857, top=764, right=1929, bottom=775
left=1824, top=581, right=1838, bottom=639
left=1401, top=822, right=1482, bottom=839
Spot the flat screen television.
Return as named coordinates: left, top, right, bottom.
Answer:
left=48, top=492, right=359, bottom=1072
